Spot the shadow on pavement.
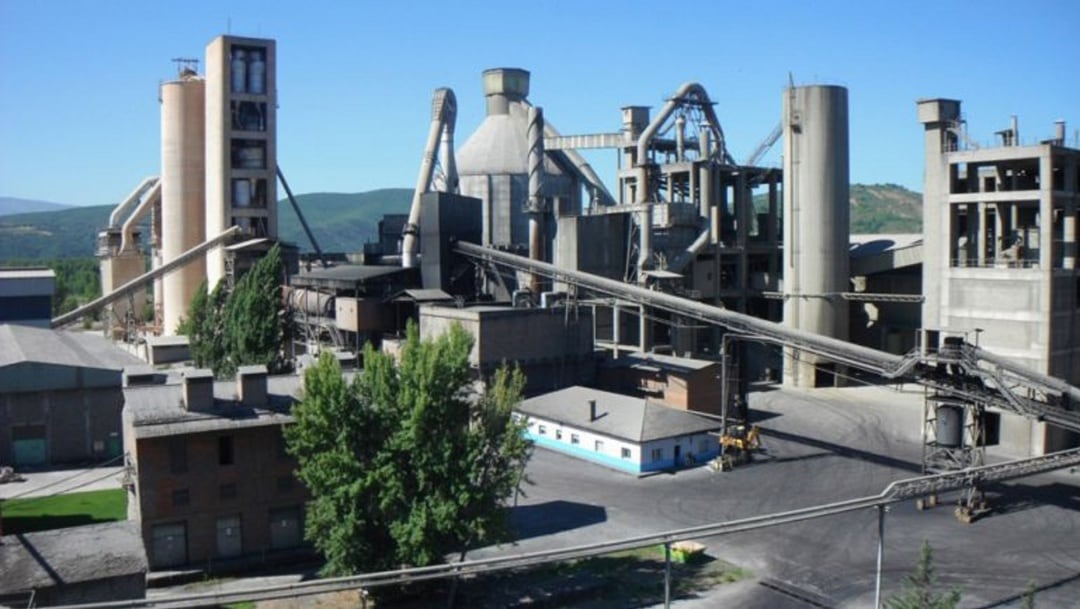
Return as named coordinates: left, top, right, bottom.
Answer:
left=510, top=500, right=608, bottom=541
left=971, top=571, right=1080, bottom=609
left=758, top=428, right=922, bottom=473
left=983, top=480, right=1080, bottom=517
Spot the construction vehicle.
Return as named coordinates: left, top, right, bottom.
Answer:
left=715, top=425, right=762, bottom=471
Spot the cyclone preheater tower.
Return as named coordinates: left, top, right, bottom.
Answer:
left=782, top=85, right=850, bottom=387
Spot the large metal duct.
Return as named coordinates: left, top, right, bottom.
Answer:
left=403, top=88, right=458, bottom=268
left=782, top=85, right=850, bottom=387
left=457, top=68, right=579, bottom=249
left=160, top=70, right=207, bottom=335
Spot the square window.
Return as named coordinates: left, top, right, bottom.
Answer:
left=621, top=447, right=631, bottom=459
left=276, top=475, right=294, bottom=494
left=650, top=448, right=662, bottom=462
left=172, top=488, right=190, bottom=507
left=555, top=429, right=563, bottom=441
left=219, top=483, right=237, bottom=500
left=594, top=440, right=604, bottom=452
left=538, top=424, right=547, bottom=436
left=219, top=436, right=234, bottom=466
left=571, top=434, right=580, bottom=445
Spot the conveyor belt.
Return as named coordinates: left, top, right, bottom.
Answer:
left=454, top=241, right=1080, bottom=434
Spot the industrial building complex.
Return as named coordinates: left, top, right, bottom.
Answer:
left=2, top=29, right=1080, bottom=608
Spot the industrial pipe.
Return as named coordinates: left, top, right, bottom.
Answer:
left=119, top=181, right=162, bottom=253
left=526, top=106, right=546, bottom=294
left=403, top=88, right=457, bottom=268
left=108, top=176, right=159, bottom=229
left=539, top=118, right=615, bottom=206
left=277, top=165, right=328, bottom=268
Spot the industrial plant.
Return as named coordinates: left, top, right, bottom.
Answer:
left=3, top=29, right=1080, bottom=607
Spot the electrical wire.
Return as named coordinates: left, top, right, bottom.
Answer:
left=2, top=453, right=125, bottom=501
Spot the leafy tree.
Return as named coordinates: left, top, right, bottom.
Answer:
left=285, top=322, right=531, bottom=577
left=886, top=541, right=961, bottom=609
left=178, top=244, right=290, bottom=377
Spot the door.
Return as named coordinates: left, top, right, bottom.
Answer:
left=673, top=443, right=682, bottom=465
left=216, top=515, right=243, bottom=558
left=269, top=506, right=302, bottom=549
left=13, top=425, right=46, bottom=466
left=151, top=522, right=188, bottom=568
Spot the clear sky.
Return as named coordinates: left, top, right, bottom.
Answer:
left=1, top=0, right=1076, bottom=207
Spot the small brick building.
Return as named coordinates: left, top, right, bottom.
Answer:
left=122, top=367, right=309, bottom=570
left=596, top=352, right=723, bottom=415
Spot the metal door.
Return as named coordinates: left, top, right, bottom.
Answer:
left=13, top=425, right=46, bottom=466
left=151, top=522, right=187, bottom=568
left=216, top=515, right=243, bottom=558
left=269, top=506, right=301, bottom=549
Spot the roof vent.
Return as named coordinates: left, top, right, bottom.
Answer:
left=589, top=399, right=598, bottom=422
left=237, top=365, right=268, bottom=407
left=182, top=369, right=214, bottom=411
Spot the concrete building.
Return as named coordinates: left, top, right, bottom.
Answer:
left=596, top=352, right=723, bottom=415
left=122, top=367, right=309, bottom=570
left=205, top=35, right=279, bottom=291
left=419, top=304, right=595, bottom=396
left=918, top=99, right=1080, bottom=453
left=518, top=386, right=721, bottom=474
left=0, top=522, right=147, bottom=606
left=0, top=268, right=55, bottom=328
left=0, top=324, right=141, bottom=466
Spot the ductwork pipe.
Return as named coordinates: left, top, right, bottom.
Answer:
left=403, top=88, right=457, bottom=268
left=120, top=181, right=162, bottom=252
left=109, top=176, right=159, bottom=229
left=527, top=106, right=546, bottom=293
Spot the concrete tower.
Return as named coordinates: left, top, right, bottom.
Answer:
left=204, top=35, right=278, bottom=290
left=782, top=85, right=850, bottom=387
left=160, top=70, right=206, bottom=335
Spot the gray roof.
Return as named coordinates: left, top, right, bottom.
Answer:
left=517, top=386, right=721, bottom=443
left=125, top=374, right=304, bottom=439
left=606, top=352, right=718, bottom=374
left=393, top=288, right=454, bottom=303
left=0, top=268, right=55, bottom=280
left=0, top=325, right=142, bottom=392
left=0, top=521, right=147, bottom=593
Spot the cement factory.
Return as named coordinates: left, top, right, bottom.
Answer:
left=3, top=31, right=1080, bottom=606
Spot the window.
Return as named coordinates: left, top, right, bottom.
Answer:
left=219, top=483, right=237, bottom=500
left=219, top=435, right=234, bottom=466
left=571, top=434, right=580, bottom=445
left=538, top=424, right=547, bottom=436
left=555, top=429, right=563, bottom=440
left=621, top=447, right=632, bottom=459
left=594, top=440, right=604, bottom=453
left=276, top=475, right=294, bottom=494
left=172, top=488, right=190, bottom=508
left=169, top=439, right=188, bottom=474
left=650, top=448, right=662, bottom=462
left=276, top=429, right=290, bottom=460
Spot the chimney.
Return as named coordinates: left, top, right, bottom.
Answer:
left=1054, top=120, right=1066, bottom=145
left=482, top=68, right=530, bottom=116
left=124, top=365, right=164, bottom=387
left=182, top=369, right=215, bottom=411
left=237, top=365, right=269, bottom=407
left=588, top=399, right=597, bottom=422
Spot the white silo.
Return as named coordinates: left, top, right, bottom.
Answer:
left=782, top=85, right=850, bottom=387
left=160, top=69, right=207, bottom=335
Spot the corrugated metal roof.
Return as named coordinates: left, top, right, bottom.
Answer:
left=517, top=386, right=720, bottom=443
left=0, top=268, right=56, bottom=280
left=0, top=521, right=146, bottom=593
left=0, top=325, right=142, bottom=391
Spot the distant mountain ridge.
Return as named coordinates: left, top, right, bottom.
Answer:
left=0, top=184, right=922, bottom=261
left=0, top=196, right=72, bottom=216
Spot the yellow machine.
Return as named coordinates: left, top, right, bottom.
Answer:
left=716, top=425, right=761, bottom=470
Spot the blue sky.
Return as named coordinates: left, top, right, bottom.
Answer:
left=1, top=0, right=1076, bottom=207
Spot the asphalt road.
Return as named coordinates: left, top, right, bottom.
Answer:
left=474, top=384, right=1080, bottom=609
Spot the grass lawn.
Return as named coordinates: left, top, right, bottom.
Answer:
left=1, top=488, right=126, bottom=534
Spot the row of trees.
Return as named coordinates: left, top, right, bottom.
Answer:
left=285, top=322, right=532, bottom=576
left=178, top=244, right=290, bottom=377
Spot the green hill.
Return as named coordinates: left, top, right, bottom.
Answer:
left=0, top=189, right=413, bottom=260
left=0, top=183, right=921, bottom=261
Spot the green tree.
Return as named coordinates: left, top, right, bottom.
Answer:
left=285, top=322, right=531, bottom=577
left=1020, top=580, right=1037, bottom=609
left=886, top=541, right=961, bottom=609
left=178, top=245, right=290, bottom=377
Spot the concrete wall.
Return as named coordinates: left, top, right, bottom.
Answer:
left=0, top=385, right=123, bottom=465
left=131, top=423, right=307, bottom=569
left=33, top=574, right=145, bottom=607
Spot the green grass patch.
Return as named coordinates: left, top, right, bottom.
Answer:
left=0, top=488, right=126, bottom=534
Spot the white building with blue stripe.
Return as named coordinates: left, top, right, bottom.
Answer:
left=517, top=386, right=722, bottom=474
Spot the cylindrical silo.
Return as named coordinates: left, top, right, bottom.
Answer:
left=160, top=70, right=207, bottom=335
left=782, top=85, right=850, bottom=387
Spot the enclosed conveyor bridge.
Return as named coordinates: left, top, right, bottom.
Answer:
left=454, top=242, right=1080, bottom=435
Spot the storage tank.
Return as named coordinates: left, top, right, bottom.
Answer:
left=160, top=69, right=207, bottom=335
left=456, top=68, right=579, bottom=250
left=782, top=85, right=850, bottom=387
left=936, top=404, right=964, bottom=448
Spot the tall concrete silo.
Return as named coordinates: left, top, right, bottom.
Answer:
left=456, top=68, right=579, bottom=253
left=782, top=85, right=850, bottom=387
left=160, top=69, right=207, bottom=335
